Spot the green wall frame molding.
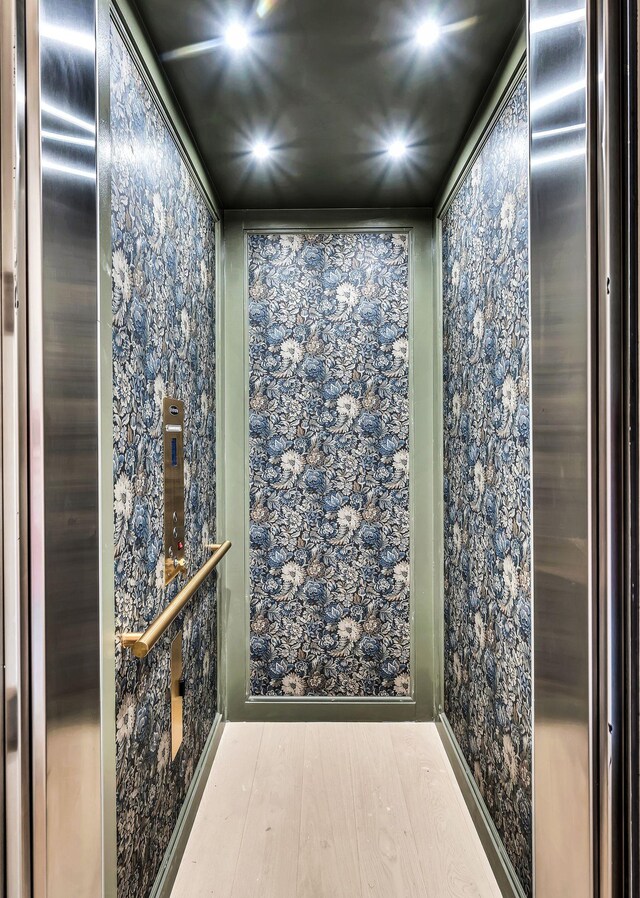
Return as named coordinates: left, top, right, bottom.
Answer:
left=435, top=20, right=526, bottom=220
left=110, top=0, right=222, bottom=219
left=101, top=6, right=224, bottom=894
left=222, top=207, right=439, bottom=722
left=149, top=715, right=226, bottom=898
left=433, top=24, right=529, bottom=897
left=437, top=714, right=526, bottom=898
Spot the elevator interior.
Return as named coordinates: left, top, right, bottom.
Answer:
left=2, top=0, right=632, bottom=896
left=106, top=1, right=529, bottom=894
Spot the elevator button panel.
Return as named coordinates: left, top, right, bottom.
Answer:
left=163, top=397, right=186, bottom=585
left=170, top=632, right=183, bottom=760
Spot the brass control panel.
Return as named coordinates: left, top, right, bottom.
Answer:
left=163, top=397, right=186, bottom=585
left=170, top=632, right=183, bottom=759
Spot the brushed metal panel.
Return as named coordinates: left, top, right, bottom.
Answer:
left=529, top=0, right=594, bottom=895
left=595, top=3, right=624, bottom=896
left=170, top=631, right=184, bottom=760
left=26, top=0, right=103, bottom=893
left=1, top=0, right=31, bottom=894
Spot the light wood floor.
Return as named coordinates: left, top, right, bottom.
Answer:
left=170, top=722, right=502, bottom=898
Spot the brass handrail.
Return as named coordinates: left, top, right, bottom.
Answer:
left=120, top=540, right=232, bottom=658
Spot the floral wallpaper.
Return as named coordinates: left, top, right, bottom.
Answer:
left=442, top=77, right=531, bottom=895
left=248, top=232, right=411, bottom=697
left=111, top=24, right=216, bottom=898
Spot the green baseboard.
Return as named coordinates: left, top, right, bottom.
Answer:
left=437, top=712, right=527, bottom=898
left=149, top=713, right=225, bottom=898
left=233, top=696, right=421, bottom=723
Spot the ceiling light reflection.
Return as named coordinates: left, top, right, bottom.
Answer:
left=162, top=38, right=220, bottom=62
left=531, top=145, right=585, bottom=168
left=256, top=0, right=281, bottom=17
left=530, top=8, right=585, bottom=34
left=42, top=129, right=95, bottom=147
left=532, top=122, right=586, bottom=140
left=443, top=15, right=479, bottom=35
left=42, top=158, right=96, bottom=180
left=40, top=22, right=95, bottom=52
left=41, top=101, right=95, bottom=134
left=530, top=79, right=585, bottom=113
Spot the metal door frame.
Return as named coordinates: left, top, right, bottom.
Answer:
left=621, top=0, right=639, bottom=893
left=1, top=0, right=31, bottom=894
left=24, top=0, right=104, bottom=893
left=529, top=1, right=635, bottom=896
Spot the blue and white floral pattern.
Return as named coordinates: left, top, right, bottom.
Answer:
left=111, top=24, right=216, bottom=898
left=248, top=232, right=410, bottom=697
left=442, top=77, right=531, bottom=896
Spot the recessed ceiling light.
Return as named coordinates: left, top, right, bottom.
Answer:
left=252, top=140, right=272, bottom=160
left=224, top=21, right=250, bottom=51
left=416, top=18, right=441, bottom=48
left=387, top=139, right=408, bottom=159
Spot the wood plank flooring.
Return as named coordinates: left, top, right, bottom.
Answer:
left=170, top=722, right=502, bottom=898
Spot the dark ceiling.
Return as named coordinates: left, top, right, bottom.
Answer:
left=133, top=0, right=524, bottom=209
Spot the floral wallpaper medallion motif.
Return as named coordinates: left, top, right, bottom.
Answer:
left=442, top=77, right=532, bottom=896
left=111, top=24, right=216, bottom=898
left=248, top=232, right=411, bottom=697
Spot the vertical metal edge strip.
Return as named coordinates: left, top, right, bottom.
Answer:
left=26, top=0, right=103, bottom=893
left=1, top=0, right=31, bottom=893
left=622, top=1, right=640, bottom=892
left=97, top=0, right=117, bottom=892
left=595, top=1, right=625, bottom=896
left=528, top=0, right=595, bottom=895
left=24, top=0, right=47, bottom=889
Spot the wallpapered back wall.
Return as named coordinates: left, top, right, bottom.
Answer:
left=248, top=232, right=411, bottom=697
left=111, top=24, right=216, bottom=898
left=442, top=76, right=531, bottom=895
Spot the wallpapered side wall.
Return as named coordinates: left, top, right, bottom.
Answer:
left=247, top=232, right=410, bottom=697
left=442, top=76, right=531, bottom=895
left=111, top=24, right=217, bottom=898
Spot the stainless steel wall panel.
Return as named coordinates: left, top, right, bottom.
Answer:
left=595, top=3, right=624, bottom=896
left=528, top=0, right=594, bottom=895
left=1, top=0, right=31, bottom=894
left=26, top=0, right=103, bottom=893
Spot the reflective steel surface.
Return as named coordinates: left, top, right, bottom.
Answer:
left=1, top=0, right=31, bottom=894
left=595, top=2, right=624, bottom=896
left=529, top=0, right=594, bottom=895
left=26, top=0, right=103, bottom=893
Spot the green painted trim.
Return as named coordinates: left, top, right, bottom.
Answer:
left=432, top=217, right=445, bottom=715
left=102, top=11, right=225, bottom=892
left=437, top=713, right=526, bottom=898
left=110, top=0, right=222, bottom=219
left=223, top=208, right=438, bottom=722
left=435, top=21, right=526, bottom=219
left=229, top=700, right=418, bottom=723
left=432, top=30, right=528, bottom=879
left=97, top=0, right=117, bottom=894
left=149, top=715, right=226, bottom=898
left=215, top=217, right=227, bottom=720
